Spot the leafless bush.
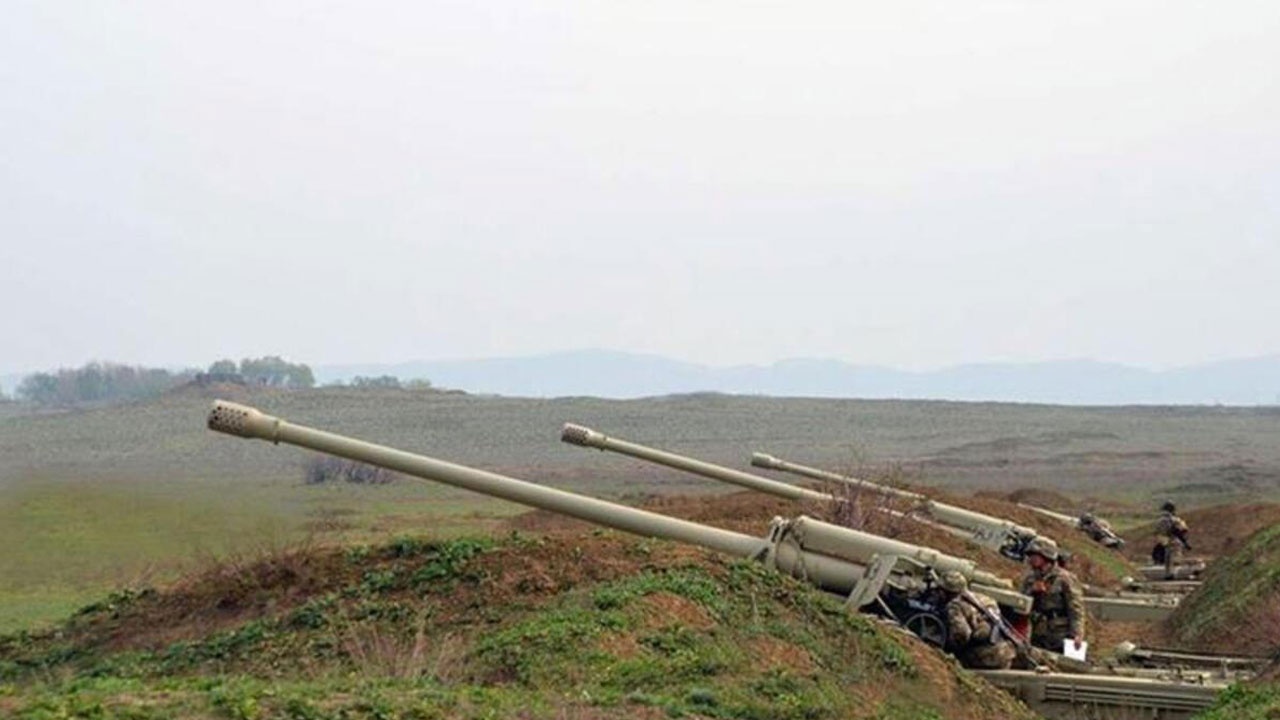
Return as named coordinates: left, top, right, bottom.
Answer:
left=821, top=460, right=925, bottom=539
left=303, top=455, right=398, bottom=485
left=340, top=618, right=465, bottom=681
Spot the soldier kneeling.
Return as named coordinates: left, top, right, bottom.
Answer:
left=937, top=570, right=1017, bottom=670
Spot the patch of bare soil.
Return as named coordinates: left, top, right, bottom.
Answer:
left=97, top=542, right=352, bottom=652
left=1090, top=619, right=1169, bottom=656
left=596, top=631, right=642, bottom=659
left=634, top=591, right=715, bottom=630
left=747, top=636, right=817, bottom=674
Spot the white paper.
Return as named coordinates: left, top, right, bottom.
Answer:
left=1063, top=639, right=1088, bottom=661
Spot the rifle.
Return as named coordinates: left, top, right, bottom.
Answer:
left=954, top=588, right=1074, bottom=670
left=1172, top=526, right=1192, bottom=551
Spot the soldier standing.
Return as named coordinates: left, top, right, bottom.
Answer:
left=937, top=570, right=1017, bottom=669
left=1153, top=500, right=1191, bottom=579
left=1019, top=537, right=1086, bottom=654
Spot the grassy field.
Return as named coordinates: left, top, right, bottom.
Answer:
left=3, top=384, right=1280, bottom=632
left=0, top=473, right=525, bottom=633
left=5, top=384, right=1280, bottom=495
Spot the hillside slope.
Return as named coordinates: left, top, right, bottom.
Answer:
left=1166, top=521, right=1280, bottom=657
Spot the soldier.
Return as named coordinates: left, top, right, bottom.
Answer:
left=1078, top=512, right=1122, bottom=547
left=1019, top=537, right=1086, bottom=654
left=937, top=570, right=1017, bottom=669
left=1153, top=500, right=1191, bottom=579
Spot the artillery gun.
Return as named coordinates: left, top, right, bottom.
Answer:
left=561, top=427, right=1179, bottom=622
left=1017, top=503, right=1126, bottom=549
left=559, top=424, right=1040, bottom=559
left=206, top=401, right=1234, bottom=719
left=207, top=401, right=1026, bottom=638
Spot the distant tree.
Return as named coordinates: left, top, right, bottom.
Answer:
left=238, top=356, right=315, bottom=388
left=17, top=373, right=59, bottom=404
left=350, top=375, right=402, bottom=389
left=404, top=378, right=434, bottom=390
left=289, top=363, right=316, bottom=388
left=208, top=359, right=238, bottom=375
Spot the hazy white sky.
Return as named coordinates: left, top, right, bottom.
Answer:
left=3, top=1, right=1278, bottom=374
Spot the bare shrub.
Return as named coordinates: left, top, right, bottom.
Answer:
left=821, top=460, right=925, bottom=539
left=187, top=534, right=325, bottom=603
left=340, top=617, right=466, bottom=681
left=303, top=455, right=397, bottom=485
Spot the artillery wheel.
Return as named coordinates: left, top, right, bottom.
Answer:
left=904, top=612, right=948, bottom=648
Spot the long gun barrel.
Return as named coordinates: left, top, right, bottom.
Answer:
left=560, top=424, right=971, bottom=542
left=561, top=424, right=832, bottom=503
left=207, top=401, right=1027, bottom=614
left=560, top=424, right=1040, bottom=560
left=751, top=452, right=925, bottom=504
left=1018, top=504, right=1078, bottom=525
left=1019, top=504, right=1126, bottom=549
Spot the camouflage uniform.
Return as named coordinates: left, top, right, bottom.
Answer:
left=944, top=591, right=1017, bottom=669
left=1018, top=565, right=1086, bottom=653
left=1154, top=510, right=1190, bottom=578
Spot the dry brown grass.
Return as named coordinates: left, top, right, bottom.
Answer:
left=339, top=616, right=466, bottom=681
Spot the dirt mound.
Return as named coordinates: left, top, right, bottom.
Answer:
left=1121, top=503, right=1280, bottom=562
left=0, top=532, right=1035, bottom=720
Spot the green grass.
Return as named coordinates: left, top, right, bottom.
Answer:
left=1194, top=681, right=1280, bottom=720
left=0, top=477, right=522, bottom=633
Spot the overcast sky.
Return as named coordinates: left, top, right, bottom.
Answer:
left=2, top=1, right=1277, bottom=375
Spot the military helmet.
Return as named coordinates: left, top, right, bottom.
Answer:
left=1079, top=512, right=1096, bottom=523
left=1025, top=536, right=1060, bottom=561
left=937, top=570, right=968, bottom=593
left=1161, top=500, right=1176, bottom=513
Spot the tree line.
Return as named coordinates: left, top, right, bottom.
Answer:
left=15, top=356, right=317, bottom=406
left=10, top=357, right=440, bottom=406
left=16, top=362, right=197, bottom=406
left=205, top=356, right=315, bottom=388
left=332, top=375, right=433, bottom=390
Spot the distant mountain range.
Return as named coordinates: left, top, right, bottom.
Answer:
left=314, top=350, right=1280, bottom=405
